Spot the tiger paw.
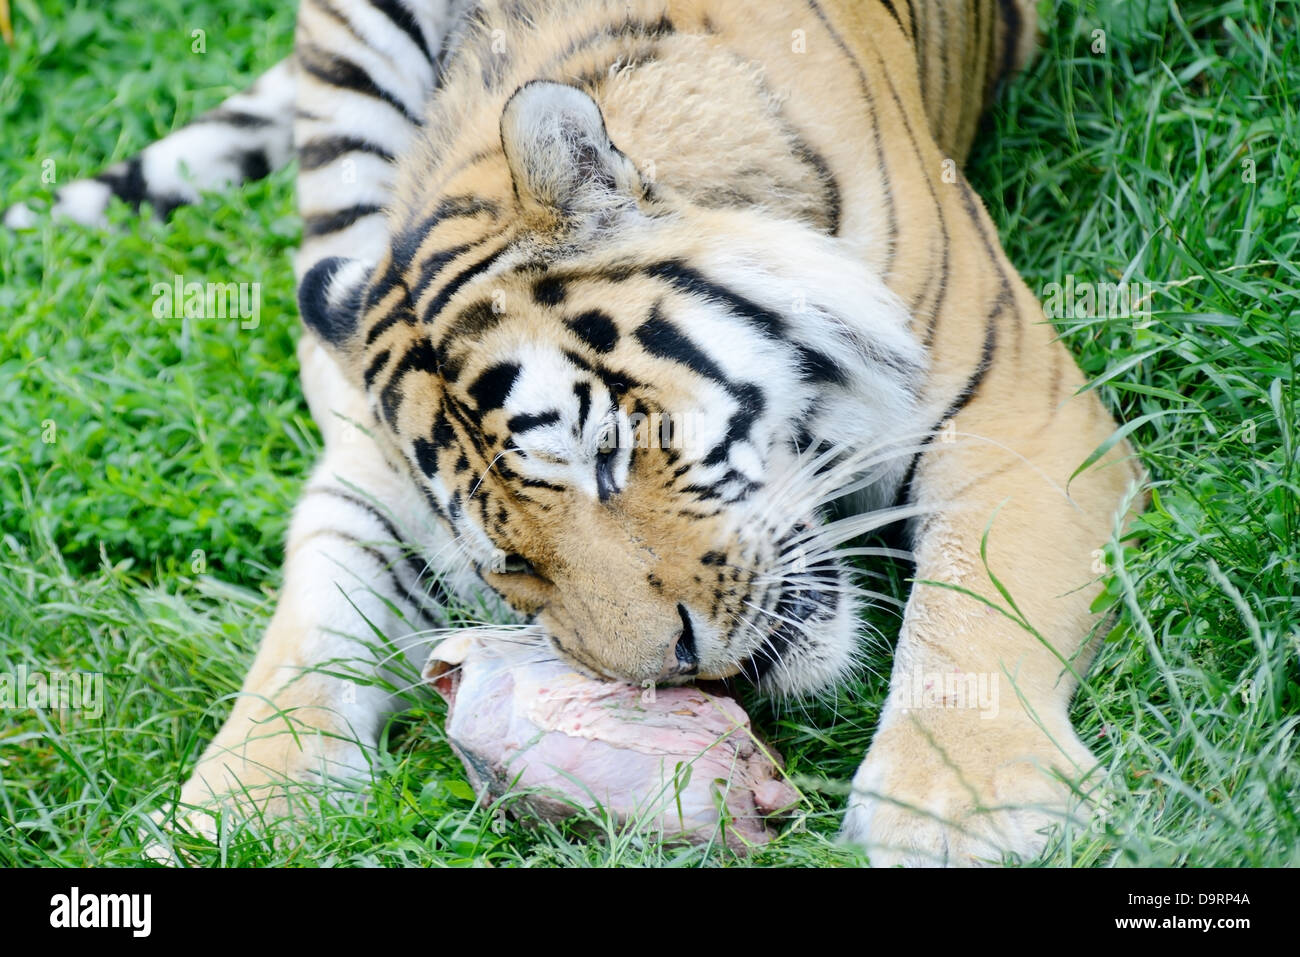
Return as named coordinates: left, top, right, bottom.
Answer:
left=141, top=721, right=374, bottom=863
left=840, top=711, right=1098, bottom=867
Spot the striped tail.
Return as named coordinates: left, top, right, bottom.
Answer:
left=4, top=58, right=297, bottom=229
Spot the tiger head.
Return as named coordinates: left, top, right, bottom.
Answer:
left=299, top=81, right=924, bottom=696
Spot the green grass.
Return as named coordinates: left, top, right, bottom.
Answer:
left=1, top=0, right=1296, bottom=866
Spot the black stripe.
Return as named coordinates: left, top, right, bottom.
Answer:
left=794, top=345, right=848, bottom=385
left=302, top=523, right=442, bottom=627
left=645, top=260, right=787, bottom=337
left=562, top=348, right=593, bottom=374
left=94, top=157, right=146, bottom=208
left=363, top=302, right=414, bottom=346
left=956, top=180, right=1018, bottom=350
left=439, top=352, right=464, bottom=383
left=90, top=155, right=188, bottom=219
left=560, top=350, right=639, bottom=403
left=307, top=486, right=452, bottom=611
left=363, top=348, right=391, bottom=389
left=934, top=0, right=951, bottom=141
left=957, top=179, right=1002, bottom=264
left=896, top=298, right=1002, bottom=506
left=564, top=310, right=620, bottom=354
left=299, top=135, right=396, bottom=171
left=681, top=470, right=760, bottom=504
left=790, top=137, right=843, bottom=235
left=573, top=381, right=592, bottom=435
left=855, top=33, right=952, bottom=340
left=646, top=260, right=847, bottom=383
left=200, top=108, right=274, bottom=129
left=468, top=361, right=521, bottom=413
left=315, top=0, right=370, bottom=46
left=533, top=275, right=567, bottom=305
left=534, top=14, right=676, bottom=80
left=412, top=436, right=439, bottom=476
left=230, top=147, right=270, bottom=181
left=804, top=1, right=898, bottom=274
left=432, top=404, right=455, bottom=449
left=298, top=44, right=425, bottom=127
left=418, top=195, right=498, bottom=233
left=366, top=259, right=411, bottom=317
left=956, top=0, right=975, bottom=148
left=981, top=0, right=998, bottom=100
left=922, top=225, right=951, bottom=346
left=370, top=0, right=435, bottom=65
left=520, top=477, right=568, bottom=493
left=725, top=383, right=766, bottom=449
left=940, top=297, right=1001, bottom=423
left=900, top=0, right=918, bottom=40
left=507, top=410, right=561, bottom=434
left=995, top=0, right=1023, bottom=89
left=303, top=202, right=385, bottom=238
left=914, top=0, right=928, bottom=97
left=438, top=298, right=503, bottom=348
left=371, top=200, right=502, bottom=318
left=522, top=262, right=638, bottom=288
left=423, top=245, right=507, bottom=323
left=379, top=336, right=439, bottom=426
left=298, top=256, right=363, bottom=345
left=396, top=197, right=497, bottom=284
left=633, top=304, right=730, bottom=385
left=413, top=243, right=474, bottom=298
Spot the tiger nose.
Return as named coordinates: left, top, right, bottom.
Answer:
left=657, top=603, right=699, bottom=680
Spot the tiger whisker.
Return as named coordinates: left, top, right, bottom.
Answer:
left=752, top=579, right=906, bottom=608
left=781, top=501, right=933, bottom=553
left=468, top=444, right=523, bottom=499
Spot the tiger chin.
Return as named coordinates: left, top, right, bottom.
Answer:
left=17, top=0, right=1145, bottom=866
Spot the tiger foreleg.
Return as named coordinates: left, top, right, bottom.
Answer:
left=165, top=335, right=461, bottom=837
left=841, top=295, right=1142, bottom=866
left=153, top=0, right=472, bottom=847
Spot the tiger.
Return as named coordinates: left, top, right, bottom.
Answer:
left=7, top=0, right=1145, bottom=866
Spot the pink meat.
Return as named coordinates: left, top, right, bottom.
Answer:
left=424, top=634, right=798, bottom=850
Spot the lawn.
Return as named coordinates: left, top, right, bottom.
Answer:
left=0, top=0, right=1296, bottom=866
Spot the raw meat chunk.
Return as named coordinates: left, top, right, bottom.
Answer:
left=424, top=632, right=798, bottom=850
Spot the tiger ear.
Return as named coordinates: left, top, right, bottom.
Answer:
left=500, top=81, right=640, bottom=222
left=298, top=256, right=372, bottom=361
